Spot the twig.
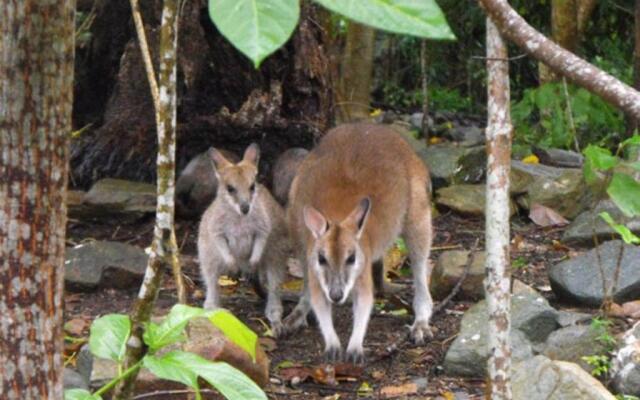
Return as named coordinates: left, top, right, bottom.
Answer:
left=129, top=0, right=160, bottom=114
left=471, top=54, right=528, bottom=61
left=132, top=388, right=216, bottom=399
left=433, top=239, right=480, bottom=315
left=562, top=77, right=580, bottom=152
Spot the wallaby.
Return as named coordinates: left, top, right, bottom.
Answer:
left=283, top=123, right=434, bottom=363
left=272, top=147, right=309, bottom=206
left=198, top=144, right=288, bottom=336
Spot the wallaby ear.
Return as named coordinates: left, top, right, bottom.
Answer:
left=208, top=147, right=232, bottom=172
left=303, top=205, right=328, bottom=239
left=243, top=143, right=260, bottom=166
left=345, top=197, right=371, bottom=238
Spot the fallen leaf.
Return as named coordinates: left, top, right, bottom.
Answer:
left=277, top=360, right=296, bottom=369
left=441, top=391, right=456, bottom=400
left=218, top=275, right=238, bottom=287
left=380, top=382, right=418, bottom=398
left=551, top=240, right=572, bottom=252
left=64, top=318, right=90, bottom=337
left=312, top=364, right=337, bottom=386
left=370, top=108, right=383, bottom=117
left=529, top=203, right=569, bottom=227
left=282, top=279, right=303, bottom=292
left=322, top=395, right=341, bottom=400
left=279, top=366, right=312, bottom=383
left=371, top=370, right=385, bottom=380
left=384, top=243, right=407, bottom=271
left=358, top=381, right=373, bottom=396
left=258, top=337, right=278, bottom=352
left=334, top=363, right=364, bottom=381
left=429, top=137, right=442, bottom=145
left=522, top=154, right=539, bottom=164
left=609, top=303, right=625, bottom=317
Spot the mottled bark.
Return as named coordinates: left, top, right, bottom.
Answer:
left=479, top=0, right=640, bottom=119
left=0, top=1, right=74, bottom=399
left=114, top=0, right=183, bottom=398
left=485, top=18, right=513, bottom=400
left=577, top=0, right=598, bottom=35
left=337, top=22, right=375, bottom=122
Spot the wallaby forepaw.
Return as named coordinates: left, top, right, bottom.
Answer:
left=345, top=348, right=365, bottom=365
left=270, top=320, right=284, bottom=338
left=324, top=346, right=342, bottom=364
left=282, top=309, right=309, bottom=335
left=409, top=320, right=433, bottom=345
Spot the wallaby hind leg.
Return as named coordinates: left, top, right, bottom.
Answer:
left=403, top=179, right=434, bottom=344
left=260, top=251, right=285, bottom=337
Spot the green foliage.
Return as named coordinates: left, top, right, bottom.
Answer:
left=600, top=212, right=640, bottom=245
left=208, top=0, right=300, bottom=68
left=582, top=354, right=612, bottom=378
left=380, top=83, right=472, bottom=113
left=209, top=309, right=258, bottom=362
left=66, top=304, right=265, bottom=400
left=607, top=173, right=640, bottom=218
left=617, top=395, right=640, bottom=400
left=207, top=0, right=454, bottom=67
left=313, top=0, right=455, bottom=40
left=582, top=317, right=617, bottom=379
left=89, top=314, right=130, bottom=364
left=512, top=82, right=624, bottom=150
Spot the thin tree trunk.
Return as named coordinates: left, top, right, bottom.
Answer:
left=540, top=0, right=579, bottom=84
left=627, top=0, right=640, bottom=136
left=485, top=18, right=513, bottom=400
left=577, top=0, right=598, bottom=35
left=479, top=0, right=640, bottom=119
left=420, top=40, right=430, bottom=141
left=0, top=1, right=74, bottom=398
left=114, top=0, right=183, bottom=398
left=337, top=22, right=375, bottom=122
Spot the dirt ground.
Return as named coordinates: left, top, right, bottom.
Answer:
left=64, top=209, right=600, bottom=399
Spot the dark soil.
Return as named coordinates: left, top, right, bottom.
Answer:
left=64, top=208, right=596, bottom=399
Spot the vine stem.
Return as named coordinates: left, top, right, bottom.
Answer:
left=95, top=359, right=144, bottom=397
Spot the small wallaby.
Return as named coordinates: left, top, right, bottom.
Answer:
left=284, top=123, right=434, bottom=363
left=272, top=147, right=309, bottom=206
left=198, top=144, right=288, bottom=336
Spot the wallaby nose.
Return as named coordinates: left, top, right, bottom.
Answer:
left=329, top=288, right=343, bottom=303
left=240, top=203, right=250, bottom=214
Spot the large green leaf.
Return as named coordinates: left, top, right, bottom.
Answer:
left=143, top=352, right=200, bottom=391
left=89, top=314, right=131, bottom=362
left=208, top=0, right=300, bottom=68
left=209, top=309, right=258, bottom=362
left=314, top=0, right=454, bottom=39
left=599, top=212, right=640, bottom=245
left=64, top=389, right=102, bottom=400
left=191, top=357, right=267, bottom=400
left=607, top=173, right=640, bottom=218
left=583, top=145, right=619, bottom=171
left=143, top=304, right=208, bottom=352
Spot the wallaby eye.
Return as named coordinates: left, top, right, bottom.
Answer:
left=249, top=183, right=256, bottom=193
left=226, top=185, right=236, bottom=194
left=346, top=253, right=356, bottom=265
left=318, top=253, right=327, bottom=266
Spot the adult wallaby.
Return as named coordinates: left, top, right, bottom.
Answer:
left=198, top=144, right=288, bottom=336
left=284, top=123, right=434, bottom=363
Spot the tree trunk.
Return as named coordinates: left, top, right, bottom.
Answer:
left=337, top=22, right=375, bottom=122
left=421, top=40, right=430, bottom=140
left=577, top=0, right=598, bottom=35
left=540, top=0, right=579, bottom=84
left=628, top=0, right=640, bottom=135
left=114, top=0, right=183, bottom=397
left=485, top=18, right=513, bottom=400
left=0, top=1, right=74, bottom=399
left=70, top=0, right=332, bottom=189
left=479, top=0, right=640, bottom=119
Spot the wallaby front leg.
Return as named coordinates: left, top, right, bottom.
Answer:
left=202, top=263, right=221, bottom=310
left=213, top=234, right=235, bottom=266
left=346, top=273, right=373, bottom=364
left=264, top=265, right=284, bottom=337
left=310, top=286, right=341, bottom=362
left=249, top=232, right=268, bottom=266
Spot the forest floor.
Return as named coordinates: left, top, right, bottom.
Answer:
left=64, top=210, right=601, bottom=399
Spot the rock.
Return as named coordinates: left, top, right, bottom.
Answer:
left=76, top=344, right=93, bottom=384
left=542, top=325, right=607, bottom=371
left=532, top=147, right=584, bottom=168
left=391, top=123, right=427, bottom=154
left=563, top=200, right=640, bottom=245
left=509, top=160, right=567, bottom=195
left=446, top=125, right=484, bottom=146
left=549, top=240, right=640, bottom=306
left=556, top=310, right=593, bottom=327
left=512, top=356, right=616, bottom=400
left=175, top=149, right=239, bottom=219
left=272, top=148, right=308, bottom=206
left=418, top=144, right=485, bottom=189
left=80, top=178, right=156, bottom=220
left=409, top=112, right=434, bottom=132
left=444, top=293, right=558, bottom=376
left=612, top=321, right=640, bottom=396
left=64, top=241, right=148, bottom=291
left=92, top=316, right=270, bottom=390
left=64, top=367, right=89, bottom=391
left=436, top=184, right=516, bottom=216
left=430, top=250, right=485, bottom=301
left=512, top=279, right=539, bottom=296
left=452, top=148, right=487, bottom=184
left=518, top=169, right=596, bottom=219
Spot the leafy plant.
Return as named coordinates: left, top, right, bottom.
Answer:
left=582, top=317, right=617, bottom=379
left=208, top=0, right=455, bottom=68
left=64, top=304, right=265, bottom=400
left=512, top=82, right=624, bottom=150
left=582, top=354, right=612, bottom=378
